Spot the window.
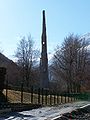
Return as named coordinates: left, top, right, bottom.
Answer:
left=43, top=42, right=45, bottom=45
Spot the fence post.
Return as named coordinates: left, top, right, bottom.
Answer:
left=50, top=91, right=52, bottom=105
left=41, top=88, right=44, bottom=105
left=76, top=93, right=77, bottom=100
left=65, top=93, right=66, bottom=103
left=31, top=86, right=33, bottom=104
left=71, top=93, right=72, bottom=102
left=21, top=82, right=23, bottom=103
left=61, top=94, right=62, bottom=103
left=57, top=93, right=59, bottom=105
left=54, top=93, right=56, bottom=105
left=45, top=89, right=48, bottom=105
left=38, top=88, right=40, bottom=104
left=74, top=93, right=75, bottom=101
left=68, top=93, right=69, bottom=102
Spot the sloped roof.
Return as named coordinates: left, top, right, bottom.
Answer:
left=0, top=53, right=21, bottom=86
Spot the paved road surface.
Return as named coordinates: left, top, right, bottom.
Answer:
left=0, top=101, right=90, bottom=120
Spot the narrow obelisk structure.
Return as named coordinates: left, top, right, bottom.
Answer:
left=40, top=10, right=49, bottom=89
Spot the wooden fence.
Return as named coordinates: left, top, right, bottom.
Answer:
left=3, top=82, right=85, bottom=105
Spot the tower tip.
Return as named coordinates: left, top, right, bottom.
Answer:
left=43, top=10, right=45, bottom=14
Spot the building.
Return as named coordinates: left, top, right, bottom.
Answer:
left=0, top=53, right=21, bottom=86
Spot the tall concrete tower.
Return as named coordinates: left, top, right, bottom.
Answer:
left=40, top=10, right=49, bottom=89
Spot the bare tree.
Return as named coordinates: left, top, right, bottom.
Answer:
left=15, top=35, right=39, bottom=87
left=51, top=34, right=90, bottom=93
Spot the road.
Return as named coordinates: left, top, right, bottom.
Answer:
left=56, top=104, right=90, bottom=120
left=0, top=101, right=90, bottom=120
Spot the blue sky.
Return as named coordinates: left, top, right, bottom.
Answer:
left=0, top=0, right=90, bottom=60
